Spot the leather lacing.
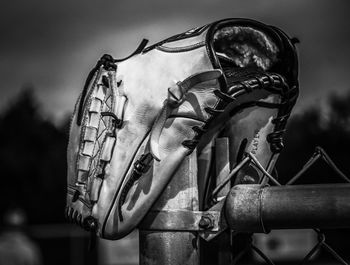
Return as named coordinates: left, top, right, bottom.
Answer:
left=65, top=204, right=98, bottom=232
left=182, top=72, right=295, bottom=154
left=101, top=112, right=122, bottom=131
left=101, top=111, right=123, bottom=128
left=68, top=56, right=120, bottom=231
left=67, top=39, right=148, bottom=237
left=65, top=205, right=98, bottom=249
left=267, top=84, right=298, bottom=152
left=76, top=39, right=148, bottom=126
left=67, top=111, right=121, bottom=230
left=118, top=153, right=153, bottom=221
left=76, top=54, right=117, bottom=126
left=65, top=206, right=97, bottom=231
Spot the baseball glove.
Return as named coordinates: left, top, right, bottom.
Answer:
left=65, top=18, right=299, bottom=239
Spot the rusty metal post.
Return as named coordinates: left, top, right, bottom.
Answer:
left=225, top=183, right=350, bottom=232
left=139, top=151, right=200, bottom=265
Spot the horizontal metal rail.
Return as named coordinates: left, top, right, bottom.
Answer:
left=225, top=183, right=350, bottom=232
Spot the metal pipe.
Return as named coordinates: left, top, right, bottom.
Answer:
left=139, top=151, right=200, bottom=265
left=211, top=156, right=250, bottom=198
left=225, top=183, right=350, bottom=232
left=215, top=138, right=231, bottom=265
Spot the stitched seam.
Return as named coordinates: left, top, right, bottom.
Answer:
left=167, top=114, right=206, bottom=123
left=156, top=42, right=206, bottom=53
left=143, top=24, right=210, bottom=53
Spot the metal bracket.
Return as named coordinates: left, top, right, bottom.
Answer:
left=138, top=200, right=227, bottom=241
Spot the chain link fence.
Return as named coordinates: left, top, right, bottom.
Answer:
left=231, top=146, right=350, bottom=265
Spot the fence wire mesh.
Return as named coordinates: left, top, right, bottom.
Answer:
left=231, top=146, right=350, bottom=265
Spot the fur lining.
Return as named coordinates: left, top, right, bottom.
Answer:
left=213, top=26, right=279, bottom=70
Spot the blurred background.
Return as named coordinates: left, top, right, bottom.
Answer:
left=0, top=0, right=350, bottom=264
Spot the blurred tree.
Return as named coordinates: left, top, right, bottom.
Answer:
left=277, top=91, right=350, bottom=184
left=328, top=93, right=350, bottom=131
left=275, top=90, right=350, bottom=260
left=0, top=86, right=69, bottom=224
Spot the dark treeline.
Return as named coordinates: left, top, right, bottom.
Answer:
left=0, top=88, right=349, bottom=225
left=278, top=93, right=350, bottom=184
left=0, top=88, right=69, bottom=224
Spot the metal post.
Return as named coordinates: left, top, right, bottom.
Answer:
left=225, top=183, right=350, bottom=232
left=139, top=151, right=200, bottom=265
left=215, top=138, right=232, bottom=265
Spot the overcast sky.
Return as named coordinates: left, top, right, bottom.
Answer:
left=1, top=0, right=349, bottom=122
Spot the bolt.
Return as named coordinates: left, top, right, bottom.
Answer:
left=198, top=215, right=214, bottom=229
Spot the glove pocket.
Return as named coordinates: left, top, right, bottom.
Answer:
left=224, top=95, right=281, bottom=185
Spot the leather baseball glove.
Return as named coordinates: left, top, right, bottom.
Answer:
left=65, top=18, right=299, bottom=239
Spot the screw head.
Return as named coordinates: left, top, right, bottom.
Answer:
left=198, top=216, right=214, bottom=229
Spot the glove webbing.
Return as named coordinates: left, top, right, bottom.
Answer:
left=183, top=71, right=295, bottom=154
left=77, top=39, right=148, bottom=126
left=67, top=52, right=129, bottom=231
